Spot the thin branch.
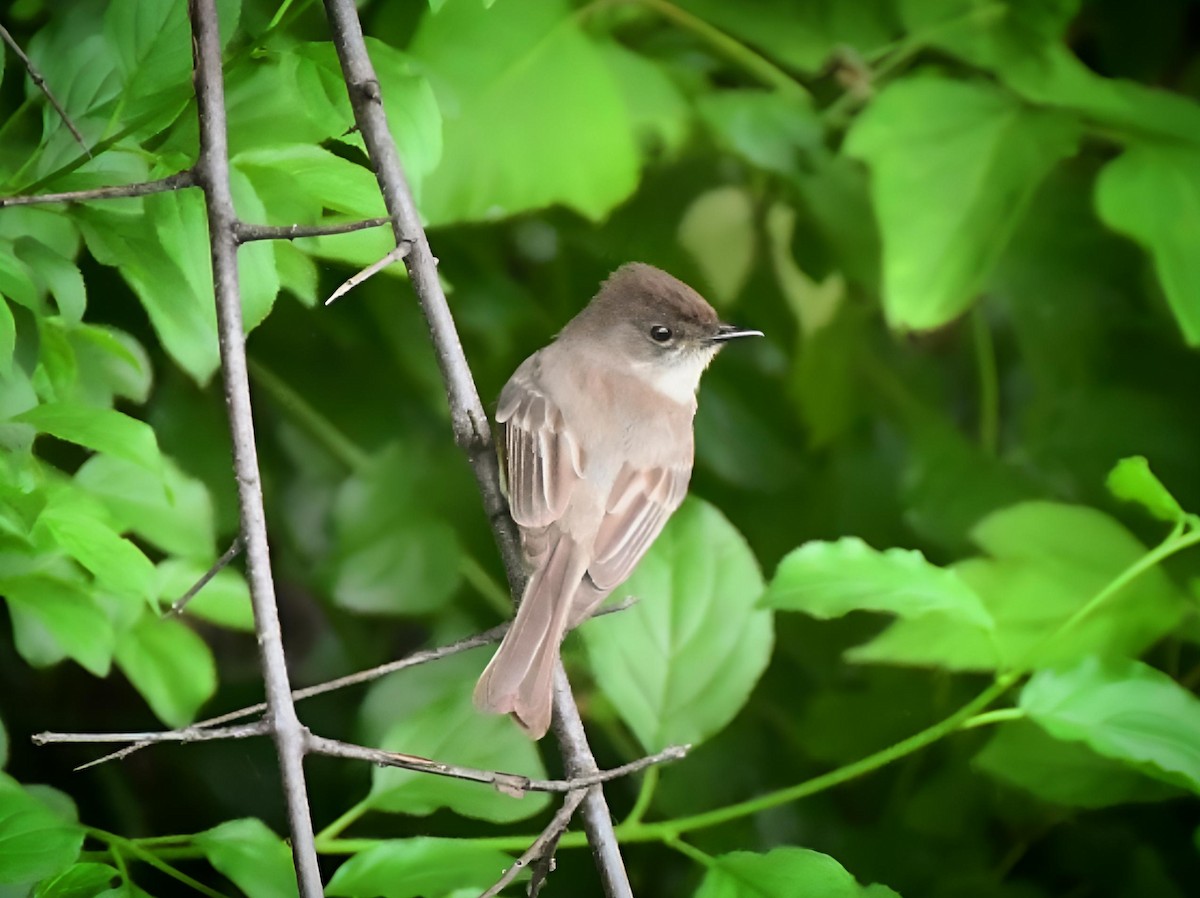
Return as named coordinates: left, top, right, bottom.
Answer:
left=305, top=734, right=688, bottom=795
left=234, top=216, right=390, bottom=243
left=324, top=241, right=413, bottom=305
left=0, top=170, right=196, bottom=208
left=170, top=535, right=243, bottom=615
left=33, top=722, right=268, bottom=746
left=0, top=22, right=91, bottom=157
left=188, top=3, right=322, bottom=897
left=480, top=789, right=588, bottom=898
left=67, top=600, right=637, bottom=771
left=319, top=5, right=634, bottom=896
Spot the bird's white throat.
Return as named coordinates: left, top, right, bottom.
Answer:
left=635, top=349, right=718, bottom=404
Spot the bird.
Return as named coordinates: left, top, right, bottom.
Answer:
left=473, top=262, right=762, bottom=738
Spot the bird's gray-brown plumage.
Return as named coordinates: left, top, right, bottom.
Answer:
left=473, top=263, right=758, bottom=737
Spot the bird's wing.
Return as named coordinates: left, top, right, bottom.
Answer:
left=586, top=460, right=691, bottom=592
left=496, top=363, right=585, bottom=530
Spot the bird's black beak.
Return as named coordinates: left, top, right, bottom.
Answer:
left=709, top=324, right=764, bottom=343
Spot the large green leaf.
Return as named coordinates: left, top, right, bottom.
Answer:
left=0, top=775, right=84, bottom=885
left=361, top=653, right=549, bottom=823
left=3, top=574, right=116, bottom=676
left=75, top=453, right=215, bottom=560
left=583, top=498, right=772, bottom=751
left=1021, top=656, right=1200, bottom=795
left=325, top=839, right=517, bottom=898
left=845, top=75, right=1078, bottom=330
left=410, top=0, right=639, bottom=225
left=693, top=847, right=901, bottom=898
left=114, top=613, right=217, bottom=727
left=764, top=536, right=994, bottom=628
left=196, top=819, right=299, bottom=898
left=33, top=863, right=120, bottom=898
left=14, top=402, right=161, bottom=472
left=975, top=719, right=1181, bottom=809
left=850, top=502, right=1187, bottom=671
left=1095, top=142, right=1200, bottom=345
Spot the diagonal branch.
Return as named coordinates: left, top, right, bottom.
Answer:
left=234, top=216, right=390, bottom=243
left=480, top=789, right=588, bottom=898
left=320, top=4, right=634, bottom=895
left=0, top=22, right=90, bottom=157
left=187, top=3, right=322, bottom=897
left=0, top=171, right=196, bottom=207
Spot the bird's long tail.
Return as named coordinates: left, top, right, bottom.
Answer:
left=473, top=535, right=589, bottom=739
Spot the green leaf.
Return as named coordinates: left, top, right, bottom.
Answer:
left=325, top=839, right=517, bottom=898
left=0, top=713, right=8, bottom=769
left=70, top=325, right=152, bottom=406
left=114, top=613, right=216, bottom=727
left=694, top=847, right=901, bottom=898
left=678, top=186, right=757, bottom=306
left=3, top=574, right=116, bottom=675
left=154, top=559, right=253, bottom=632
left=1021, top=656, right=1200, bottom=795
left=764, top=536, right=994, bottom=628
left=845, top=75, right=1079, bottom=330
left=1095, top=142, right=1200, bottom=345
left=14, top=239, right=86, bottom=325
left=410, top=0, right=639, bottom=224
left=0, top=299, right=14, bottom=378
left=850, top=502, right=1187, bottom=671
left=975, top=719, right=1181, bottom=809
left=697, top=90, right=820, bottom=177
left=34, top=491, right=157, bottom=604
left=14, top=402, right=161, bottom=472
left=196, top=819, right=299, bottom=898
left=583, top=498, right=772, bottom=751
left=0, top=774, right=84, bottom=885
left=34, top=863, right=120, bottom=898
left=1106, top=456, right=1185, bottom=523
left=363, top=653, right=550, bottom=822
left=76, top=453, right=216, bottom=559
left=597, top=41, right=690, bottom=158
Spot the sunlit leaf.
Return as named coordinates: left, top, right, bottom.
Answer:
left=694, top=847, right=901, bottom=898
left=326, top=839, right=516, bottom=898
left=0, top=775, right=84, bottom=885
left=196, top=819, right=299, bottom=898
left=114, top=613, right=216, bottom=727
left=1106, top=456, right=1185, bottom=523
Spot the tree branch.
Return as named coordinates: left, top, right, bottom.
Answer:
left=320, top=4, right=635, bottom=894
left=0, top=22, right=90, bottom=157
left=480, top=789, right=588, bottom=898
left=187, top=3, right=323, bottom=896
left=234, top=216, right=390, bottom=243
left=0, top=170, right=196, bottom=207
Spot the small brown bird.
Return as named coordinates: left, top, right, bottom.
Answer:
left=473, top=263, right=762, bottom=738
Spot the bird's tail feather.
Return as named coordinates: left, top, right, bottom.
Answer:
left=473, top=535, right=588, bottom=738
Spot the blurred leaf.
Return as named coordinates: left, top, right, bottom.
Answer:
left=693, top=847, right=901, bottom=898
left=325, top=839, right=517, bottom=898
left=34, top=491, right=157, bottom=604
left=15, top=402, right=161, bottom=472
left=14, top=240, right=86, bottom=325
left=0, top=774, right=84, bottom=885
left=697, top=90, right=820, bottom=177
left=1021, top=656, right=1200, bottom=795
left=1106, top=456, right=1185, bottom=523
left=1095, top=142, right=1200, bottom=345
left=975, top=719, right=1181, bottom=809
left=363, top=653, right=549, bottom=822
left=34, top=863, right=120, bottom=898
left=154, top=559, right=253, bottom=632
left=598, top=41, right=691, bottom=157
left=845, top=75, right=1078, bottom=330
left=410, top=0, right=639, bottom=224
left=0, top=300, right=14, bottom=378
left=852, top=502, right=1187, bottom=670
left=196, top=819, right=299, bottom=898
left=583, top=498, right=772, bottom=751
left=114, top=613, right=216, bottom=727
left=765, top=536, right=994, bottom=627
left=0, top=714, right=7, bottom=769
left=76, top=453, right=215, bottom=559
left=70, top=325, right=152, bottom=406
left=678, top=186, right=757, bottom=306
left=3, top=574, right=115, bottom=675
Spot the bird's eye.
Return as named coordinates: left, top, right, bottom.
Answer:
left=650, top=325, right=673, bottom=343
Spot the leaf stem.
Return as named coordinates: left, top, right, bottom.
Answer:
left=459, top=553, right=515, bottom=616
left=960, top=707, right=1024, bottom=729
left=622, top=765, right=659, bottom=826
left=314, top=796, right=373, bottom=845
left=972, top=305, right=999, bottom=456
left=88, top=827, right=233, bottom=898
left=246, top=357, right=371, bottom=472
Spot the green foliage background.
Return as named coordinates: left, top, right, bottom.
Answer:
left=2, top=0, right=1200, bottom=896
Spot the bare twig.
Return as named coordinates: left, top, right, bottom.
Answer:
left=170, top=535, right=243, bottom=615
left=323, top=241, right=412, bottom=305
left=305, top=735, right=687, bottom=795
left=69, top=600, right=638, bottom=771
left=33, top=722, right=268, bottom=746
left=234, top=216, right=389, bottom=243
left=0, top=22, right=90, bottom=157
left=319, top=4, right=635, bottom=896
left=188, top=3, right=322, bottom=897
left=0, top=170, right=196, bottom=207
left=481, top=789, right=588, bottom=898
